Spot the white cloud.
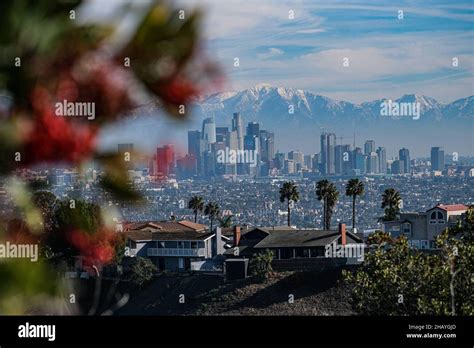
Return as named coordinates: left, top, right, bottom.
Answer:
left=257, top=48, right=284, bottom=60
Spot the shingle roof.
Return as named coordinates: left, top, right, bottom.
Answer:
left=254, top=229, right=363, bottom=249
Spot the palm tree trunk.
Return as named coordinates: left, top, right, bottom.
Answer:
left=323, top=198, right=327, bottom=229
left=287, top=201, right=291, bottom=226
left=352, top=195, right=356, bottom=231
left=210, top=218, right=213, bottom=232
left=194, top=211, right=197, bottom=223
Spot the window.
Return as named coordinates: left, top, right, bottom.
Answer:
left=191, top=241, right=198, bottom=249
left=157, top=241, right=165, bottom=248
left=177, top=241, right=184, bottom=249
left=402, top=223, right=411, bottom=236
left=164, top=241, right=177, bottom=248
left=130, top=241, right=137, bottom=249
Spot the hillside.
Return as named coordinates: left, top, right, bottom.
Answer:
left=116, top=268, right=354, bottom=316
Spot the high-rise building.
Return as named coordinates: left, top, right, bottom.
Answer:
left=376, top=147, right=387, bottom=174
left=157, top=144, right=174, bottom=177
left=202, top=117, right=216, bottom=147
left=431, top=147, right=445, bottom=171
left=216, top=127, right=229, bottom=143
left=246, top=122, right=260, bottom=137
left=366, top=152, right=378, bottom=174
left=335, top=145, right=346, bottom=174
left=187, top=131, right=201, bottom=157
left=399, top=148, right=410, bottom=174
left=364, top=140, right=375, bottom=155
left=288, top=150, right=304, bottom=168
left=341, top=144, right=352, bottom=174
left=259, top=131, right=275, bottom=164
left=352, top=147, right=366, bottom=174
left=320, top=132, right=336, bottom=174
left=232, top=112, right=244, bottom=150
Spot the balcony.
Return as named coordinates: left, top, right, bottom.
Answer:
left=147, top=248, right=206, bottom=257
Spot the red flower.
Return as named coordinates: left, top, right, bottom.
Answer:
left=19, top=87, right=97, bottom=166
left=68, top=229, right=117, bottom=267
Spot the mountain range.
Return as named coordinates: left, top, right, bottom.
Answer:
left=101, top=84, right=473, bottom=157
left=194, top=83, right=473, bottom=126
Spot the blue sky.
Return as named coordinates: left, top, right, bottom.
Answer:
left=175, top=0, right=474, bottom=103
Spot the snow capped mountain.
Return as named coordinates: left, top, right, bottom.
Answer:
left=194, top=84, right=472, bottom=125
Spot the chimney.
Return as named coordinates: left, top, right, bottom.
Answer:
left=233, top=226, right=241, bottom=247
left=339, top=223, right=347, bottom=246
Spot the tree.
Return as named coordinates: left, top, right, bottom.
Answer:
left=343, top=209, right=474, bottom=315
left=279, top=181, right=299, bottom=226
left=381, top=188, right=402, bottom=221
left=316, top=180, right=339, bottom=229
left=250, top=249, right=274, bottom=281
left=204, top=202, right=220, bottom=232
left=218, top=214, right=233, bottom=228
left=125, top=257, right=157, bottom=288
left=345, top=178, right=364, bottom=232
left=188, top=195, right=204, bottom=223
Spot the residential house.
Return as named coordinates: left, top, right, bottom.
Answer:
left=383, top=204, right=468, bottom=249
left=121, top=220, right=228, bottom=271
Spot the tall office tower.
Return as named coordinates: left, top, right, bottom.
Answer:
left=364, top=140, right=375, bottom=155
left=320, top=132, right=336, bottom=174
left=227, top=130, right=238, bottom=151
left=304, top=154, right=313, bottom=170
left=366, top=152, right=378, bottom=174
left=187, top=131, right=201, bottom=157
left=156, top=144, right=175, bottom=177
left=327, top=133, right=336, bottom=174
left=431, top=147, right=445, bottom=171
left=399, top=148, right=411, bottom=174
left=202, top=117, right=216, bottom=147
left=275, top=152, right=286, bottom=170
left=341, top=144, right=352, bottom=174
left=259, top=131, right=275, bottom=163
left=312, top=153, right=321, bottom=172
left=247, top=122, right=260, bottom=137
left=335, top=145, right=343, bottom=174
left=216, top=126, right=229, bottom=143
left=352, top=147, right=366, bottom=174
left=285, top=160, right=296, bottom=174
left=391, top=159, right=405, bottom=175
left=376, top=147, right=387, bottom=174
left=232, top=112, right=244, bottom=150
left=244, top=134, right=259, bottom=151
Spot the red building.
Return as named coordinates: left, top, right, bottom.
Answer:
left=156, top=145, right=175, bottom=177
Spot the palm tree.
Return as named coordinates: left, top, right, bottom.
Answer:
left=188, top=195, right=204, bottom=223
left=218, top=214, right=233, bottom=228
left=204, top=201, right=220, bottom=232
left=345, top=178, right=365, bottom=232
left=279, top=181, right=300, bottom=226
left=316, top=180, right=339, bottom=229
left=381, top=188, right=401, bottom=221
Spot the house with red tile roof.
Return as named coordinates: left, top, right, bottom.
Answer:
left=383, top=204, right=469, bottom=249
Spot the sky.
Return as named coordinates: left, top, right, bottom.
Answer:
left=174, top=0, right=474, bottom=103
left=83, top=0, right=473, bottom=156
